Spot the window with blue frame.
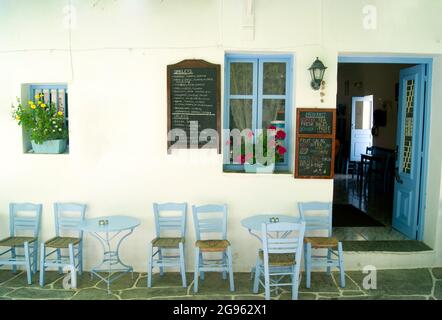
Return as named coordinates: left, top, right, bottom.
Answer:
left=223, top=54, right=293, bottom=172
left=26, top=84, right=69, bottom=153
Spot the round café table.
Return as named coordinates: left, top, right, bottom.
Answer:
left=80, top=215, right=140, bottom=293
left=241, top=214, right=301, bottom=240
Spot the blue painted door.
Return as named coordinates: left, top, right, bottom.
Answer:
left=350, top=95, right=373, bottom=161
left=392, top=65, right=426, bottom=239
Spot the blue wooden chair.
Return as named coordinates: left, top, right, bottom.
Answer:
left=252, top=221, right=306, bottom=300
left=298, top=202, right=345, bottom=288
left=147, top=202, right=187, bottom=288
left=192, top=204, right=234, bottom=293
left=0, top=203, right=42, bottom=284
left=39, top=203, right=86, bottom=288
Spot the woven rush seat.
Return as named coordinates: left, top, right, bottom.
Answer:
left=0, top=236, right=37, bottom=247
left=304, top=236, right=339, bottom=249
left=195, top=239, right=230, bottom=252
left=45, top=236, right=81, bottom=248
left=259, top=250, right=296, bottom=266
left=151, top=237, right=184, bottom=248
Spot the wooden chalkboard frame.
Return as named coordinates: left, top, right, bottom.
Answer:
left=167, top=59, right=221, bottom=153
left=295, top=108, right=336, bottom=179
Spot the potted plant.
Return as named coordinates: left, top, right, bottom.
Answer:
left=12, top=94, right=68, bottom=154
left=235, top=126, right=287, bottom=173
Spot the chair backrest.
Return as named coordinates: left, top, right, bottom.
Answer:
left=261, top=221, right=305, bottom=265
left=153, top=202, right=187, bottom=238
left=192, top=204, right=227, bottom=241
left=9, top=203, right=42, bottom=238
left=298, top=202, right=332, bottom=237
left=54, top=203, right=86, bottom=238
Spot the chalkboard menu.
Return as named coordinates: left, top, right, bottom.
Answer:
left=297, top=137, right=333, bottom=177
left=298, top=110, right=333, bottom=134
left=295, top=108, right=336, bottom=179
left=167, top=59, right=221, bottom=153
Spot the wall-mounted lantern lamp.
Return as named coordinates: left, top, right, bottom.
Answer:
left=308, top=57, right=327, bottom=90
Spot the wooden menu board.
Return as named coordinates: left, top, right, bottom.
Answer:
left=167, top=59, right=221, bottom=153
left=295, top=108, right=336, bottom=179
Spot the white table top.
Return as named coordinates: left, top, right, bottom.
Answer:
left=241, top=214, right=301, bottom=231
left=80, top=215, right=140, bottom=233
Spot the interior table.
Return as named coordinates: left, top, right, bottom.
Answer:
left=241, top=214, right=301, bottom=240
left=359, top=153, right=388, bottom=191
left=80, top=215, right=140, bottom=293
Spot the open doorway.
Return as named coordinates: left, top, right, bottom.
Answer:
left=333, top=61, right=430, bottom=246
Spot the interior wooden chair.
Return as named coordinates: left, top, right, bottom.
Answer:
left=252, top=221, right=306, bottom=300
left=298, top=202, right=345, bottom=288
left=0, top=203, right=42, bottom=284
left=39, top=203, right=86, bottom=288
left=192, top=204, right=234, bottom=293
left=147, top=202, right=187, bottom=288
left=365, top=146, right=394, bottom=192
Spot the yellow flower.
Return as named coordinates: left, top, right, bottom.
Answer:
left=28, top=100, right=33, bottom=105
left=34, top=94, right=40, bottom=99
left=37, top=101, right=42, bottom=105
left=30, top=104, right=36, bottom=109
left=15, top=115, right=20, bottom=121
left=40, top=103, right=47, bottom=108
left=57, top=111, right=63, bottom=116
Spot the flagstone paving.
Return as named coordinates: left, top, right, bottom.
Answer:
left=0, top=268, right=440, bottom=300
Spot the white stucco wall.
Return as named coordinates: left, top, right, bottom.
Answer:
left=0, top=0, right=441, bottom=272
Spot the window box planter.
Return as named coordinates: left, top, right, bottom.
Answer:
left=31, top=139, right=67, bottom=154
left=244, top=163, right=275, bottom=174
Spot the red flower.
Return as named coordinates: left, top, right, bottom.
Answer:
left=268, top=125, right=277, bottom=131
left=234, top=154, right=246, bottom=164
left=245, top=152, right=254, bottom=162
left=276, top=145, right=287, bottom=155
left=275, top=130, right=286, bottom=140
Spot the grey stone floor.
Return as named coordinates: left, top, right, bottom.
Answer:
left=0, top=268, right=441, bottom=300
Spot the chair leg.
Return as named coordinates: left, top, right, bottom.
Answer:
left=227, top=246, right=234, bottom=292
left=199, top=252, right=205, bottom=281
left=305, top=243, right=312, bottom=289
left=252, top=257, right=260, bottom=294
left=264, top=265, right=270, bottom=300
left=69, top=243, right=77, bottom=289
left=56, top=249, right=63, bottom=274
left=291, top=271, right=299, bottom=300
left=193, top=247, right=200, bottom=293
left=24, top=241, right=32, bottom=285
left=158, top=249, right=164, bottom=276
left=147, top=243, right=153, bottom=288
left=222, top=252, right=227, bottom=280
left=179, top=243, right=187, bottom=288
left=39, top=243, right=46, bottom=287
left=11, top=248, right=17, bottom=273
left=326, top=249, right=332, bottom=275
left=78, top=242, right=83, bottom=275
left=338, top=242, right=346, bottom=288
